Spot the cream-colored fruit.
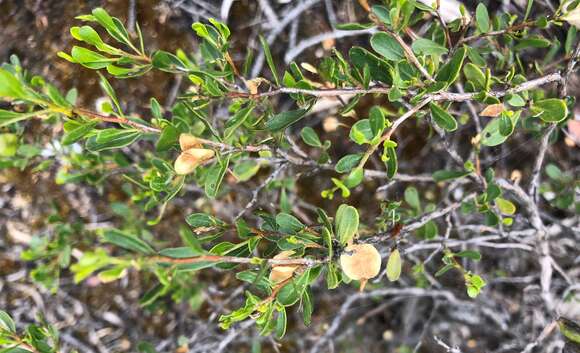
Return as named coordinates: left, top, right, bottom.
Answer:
left=173, top=148, right=215, bottom=175
left=179, top=133, right=202, bottom=151
left=269, top=251, right=299, bottom=283
left=322, top=116, right=339, bottom=132
left=339, top=243, right=381, bottom=281
left=563, top=7, right=580, bottom=28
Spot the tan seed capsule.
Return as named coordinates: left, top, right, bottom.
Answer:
left=323, top=116, right=339, bottom=132
left=480, top=103, right=505, bottom=117
left=269, top=251, right=299, bottom=283
left=174, top=148, right=215, bottom=175
left=179, top=133, right=202, bottom=151
left=562, top=7, right=580, bottom=28
left=339, top=243, right=381, bottom=281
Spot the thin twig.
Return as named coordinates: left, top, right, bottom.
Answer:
left=519, top=320, right=558, bottom=353
left=152, top=253, right=327, bottom=267
left=434, top=336, right=464, bottom=353
left=384, top=28, right=435, bottom=82
left=235, top=162, right=288, bottom=220
left=528, top=124, right=556, bottom=204
left=458, top=21, right=536, bottom=45
left=284, top=28, right=376, bottom=63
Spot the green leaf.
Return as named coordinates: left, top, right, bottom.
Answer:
left=62, top=122, right=97, bottom=145
left=335, top=153, right=363, bottom=173
left=404, top=186, right=421, bottom=210
left=566, top=27, right=577, bottom=54
left=524, top=0, right=534, bottom=21
left=98, top=265, right=128, bottom=283
left=191, top=22, right=211, bottom=41
left=475, top=4, right=490, bottom=33
left=487, top=183, right=501, bottom=201
left=70, top=46, right=115, bottom=69
left=370, top=32, right=404, bottom=61
left=275, top=307, right=287, bottom=339
left=515, top=36, right=551, bottom=50
left=371, top=5, right=392, bottom=26
left=545, top=163, right=563, bottom=180
left=531, top=98, right=569, bottom=122
left=435, top=263, right=454, bottom=277
left=436, top=46, right=466, bottom=86
left=46, top=83, right=71, bottom=108
left=70, top=249, right=111, bottom=283
left=386, top=249, right=402, bottom=282
left=0, top=68, right=27, bottom=99
left=455, top=250, right=482, bottom=261
left=233, top=160, right=260, bottom=182
left=276, top=213, right=305, bottom=234
left=0, top=133, right=18, bottom=157
left=183, top=101, right=222, bottom=141
left=156, top=124, right=179, bottom=152
left=335, top=204, right=359, bottom=245
left=152, top=50, right=187, bottom=72
left=205, top=156, right=230, bottom=198
left=344, top=167, right=364, bottom=188
left=137, top=342, right=159, bottom=353
left=85, top=129, right=141, bottom=152
left=558, top=317, right=580, bottom=344
left=0, top=110, right=42, bottom=127
left=101, top=229, right=155, bottom=254
left=331, top=178, right=351, bottom=198
left=300, top=127, right=322, bottom=147
left=150, top=98, right=162, bottom=119
left=259, top=35, right=280, bottom=86
left=236, top=269, right=271, bottom=294
left=277, top=270, right=309, bottom=306
left=0, top=311, right=16, bottom=333
left=498, top=115, right=514, bottom=136
left=481, top=111, right=521, bottom=146
left=496, top=197, right=516, bottom=215
left=349, top=119, right=374, bottom=144
left=208, top=18, right=231, bottom=40
left=186, top=213, right=223, bottom=229
left=384, top=145, right=398, bottom=178
left=106, top=64, right=142, bottom=77
left=463, top=63, right=486, bottom=90
left=179, top=227, right=205, bottom=254
left=302, top=290, right=313, bottom=325
left=349, top=47, right=392, bottom=84
left=429, top=103, right=458, bottom=131
left=321, top=227, right=334, bottom=260
left=411, top=38, right=448, bottom=56
left=91, top=8, right=132, bottom=48
left=466, top=274, right=486, bottom=298
left=98, top=73, right=122, bottom=114
left=325, top=262, right=340, bottom=289
left=266, top=108, right=310, bottom=131
left=466, top=46, right=486, bottom=67
left=432, top=170, right=470, bottom=181
left=506, top=94, right=526, bottom=107
left=399, top=0, right=417, bottom=30
left=70, top=25, right=110, bottom=52
left=158, top=247, right=203, bottom=258
left=369, top=106, right=386, bottom=136
left=225, top=105, right=255, bottom=139
left=335, top=22, right=375, bottom=30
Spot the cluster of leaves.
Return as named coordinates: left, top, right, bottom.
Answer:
left=0, top=311, right=162, bottom=353
left=1, top=0, right=578, bottom=341
left=0, top=311, right=62, bottom=353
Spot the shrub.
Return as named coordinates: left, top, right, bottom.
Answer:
left=0, top=1, right=578, bottom=351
